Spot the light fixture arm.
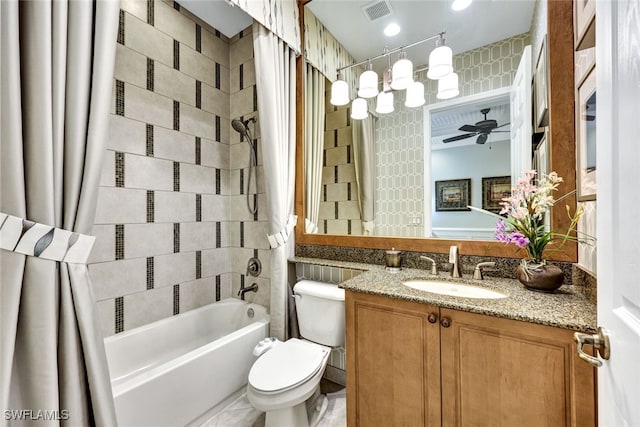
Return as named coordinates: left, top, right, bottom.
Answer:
left=336, top=31, right=446, bottom=73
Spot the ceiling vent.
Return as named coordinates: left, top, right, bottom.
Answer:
left=362, top=0, right=393, bottom=22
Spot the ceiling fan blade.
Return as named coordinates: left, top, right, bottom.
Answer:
left=476, top=134, right=488, bottom=144
left=459, top=124, right=479, bottom=132
left=491, top=130, right=510, bottom=133
left=495, top=122, right=511, bottom=128
left=443, top=133, right=478, bottom=143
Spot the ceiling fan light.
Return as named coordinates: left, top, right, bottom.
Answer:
left=375, top=91, right=394, bottom=114
left=391, top=54, right=413, bottom=90
left=427, top=45, right=453, bottom=80
left=330, top=79, right=350, bottom=106
left=437, top=72, right=459, bottom=99
left=351, top=97, right=369, bottom=120
left=358, top=68, right=379, bottom=98
left=405, top=81, right=425, bottom=107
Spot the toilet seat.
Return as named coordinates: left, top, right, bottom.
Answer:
left=248, top=339, right=328, bottom=393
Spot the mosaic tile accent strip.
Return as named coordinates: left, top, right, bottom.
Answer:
left=147, top=58, right=154, bottom=91
left=240, top=274, right=245, bottom=300
left=252, top=86, right=257, bottom=112
left=173, top=223, right=180, bottom=253
left=239, top=169, right=244, bottom=195
left=115, top=152, right=125, bottom=187
left=117, top=10, right=124, bottom=45
left=173, top=101, right=180, bottom=131
left=240, top=222, right=244, bottom=247
left=196, top=194, right=202, bottom=222
left=195, top=24, right=202, bottom=53
left=215, top=169, right=220, bottom=195
left=173, top=162, right=180, bottom=191
left=196, top=251, right=202, bottom=279
left=323, top=185, right=327, bottom=202
left=215, top=63, right=221, bottom=89
left=216, top=222, right=221, bottom=248
left=115, top=296, right=124, bottom=333
left=254, top=248, right=258, bottom=258
left=196, top=80, right=202, bottom=109
left=253, top=194, right=258, bottom=221
left=146, top=190, right=154, bottom=223
left=115, top=224, right=124, bottom=260
left=333, top=166, right=338, bottom=184
left=173, top=40, right=180, bottom=70
left=115, top=80, right=124, bottom=116
left=348, top=220, right=352, bottom=235
left=173, top=284, right=180, bottom=315
left=239, top=64, right=244, bottom=90
left=215, top=275, right=221, bottom=301
left=347, top=183, right=352, bottom=201
left=215, top=29, right=221, bottom=38
left=334, top=202, right=338, bottom=220
left=346, top=145, right=351, bottom=164
left=147, top=257, right=154, bottom=290
left=195, top=137, right=201, bottom=165
left=146, top=124, right=154, bottom=156
left=215, top=116, right=221, bottom=142
left=147, top=0, right=154, bottom=26
left=173, top=1, right=180, bottom=11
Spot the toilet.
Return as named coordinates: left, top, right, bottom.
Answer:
left=246, top=280, right=345, bottom=427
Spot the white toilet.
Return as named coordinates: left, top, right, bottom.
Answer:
left=246, top=280, right=345, bottom=427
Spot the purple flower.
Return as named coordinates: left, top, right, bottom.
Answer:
left=510, top=232, right=530, bottom=248
left=494, top=220, right=512, bottom=243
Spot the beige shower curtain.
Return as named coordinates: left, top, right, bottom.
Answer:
left=1, top=0, right=119, bottom=425
left=304, top=64, right=325, bottom=234
left=352, top=117, right=376, bottom=234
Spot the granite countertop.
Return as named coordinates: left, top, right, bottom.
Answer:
left=291, top=256, right=597, bottom=333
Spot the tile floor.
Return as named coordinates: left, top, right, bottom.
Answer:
left=200, top=382, right=346, bottom=427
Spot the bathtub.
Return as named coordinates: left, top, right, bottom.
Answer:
left=104, top=298, right=269, bottom=427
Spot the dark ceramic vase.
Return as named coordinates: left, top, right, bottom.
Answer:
left=516, top=263, right=564, bottom=293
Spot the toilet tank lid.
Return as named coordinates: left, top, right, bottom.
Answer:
left=294, top=280, right=345, bottom=301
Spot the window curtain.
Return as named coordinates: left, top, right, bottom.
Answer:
left=352, top=117, right=376, bottom=234
left=304, top=64, right=325, bottom=234
left=1, top=0, right=119, bottom=425
left=252, top=22, right=297, bottom=341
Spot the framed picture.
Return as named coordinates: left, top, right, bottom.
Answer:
left=574, top=0, right=595, bottom=50
left=534, top=36, right=549, bottom=129
left=577, top=68, right=596, bottom=201
left=482, top=176, right=511, bottom=213
left=535, top=128, right=549, bottom=179
left=435, top=179, right=471, bottom=212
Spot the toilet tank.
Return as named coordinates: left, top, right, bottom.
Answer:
left=294, top=280, right=345, bottom=347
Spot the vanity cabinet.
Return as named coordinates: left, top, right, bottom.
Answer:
left=346, top=291, right=597, bottom=427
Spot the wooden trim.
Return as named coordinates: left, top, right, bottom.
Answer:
left=295, top=0, right=306, bottom=243
left=294, top=1, right=577, bottom=263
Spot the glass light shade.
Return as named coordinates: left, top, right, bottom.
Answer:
left=427, top=45, right=453, bottom=80
left=405, top=81, right=425, bottom=107
left=330, top=79, right=349, bottom=106
left=391, top=57, right=413, bottom=90
left=358, top=69, right=379, bottom=98
left=375, top=91, right=394, bottom=114
left=437, top=72, right=459, bottom=99
left=451, top=0, right=472, bottom=11
left=351, top=98, right=368, bottom=120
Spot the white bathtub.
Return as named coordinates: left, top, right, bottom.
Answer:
left=104, top=298, right=269, bottom=427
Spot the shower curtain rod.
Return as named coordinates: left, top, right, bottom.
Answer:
left=335, top=31, right=445, bottom=74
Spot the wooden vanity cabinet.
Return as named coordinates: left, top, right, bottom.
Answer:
left=346, top=291, right=597, bottom=427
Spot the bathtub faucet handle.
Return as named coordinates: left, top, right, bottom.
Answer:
left=246, top=257, right=262, bottom=277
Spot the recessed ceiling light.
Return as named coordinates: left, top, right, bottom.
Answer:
left=384, top=23, right=401, bottom=37
left=451, top=0, right=472, bottom=11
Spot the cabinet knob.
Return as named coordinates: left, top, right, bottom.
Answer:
left=427, top=313, right=438, bottom=324
left=440, top=317, right=451, bottom=328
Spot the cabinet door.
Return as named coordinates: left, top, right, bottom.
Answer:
left=440, top=308, right=597, bottom=427
left=346, top=291, right=441, bottom=427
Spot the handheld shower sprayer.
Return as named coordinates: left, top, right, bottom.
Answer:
left=231, top=117, right=258, bottom=215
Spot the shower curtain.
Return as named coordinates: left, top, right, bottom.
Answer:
left=1, top=0, right=118, bottom=425
left=253, top=22, right=297, bottom=341
left=352, top=117, right=376, bottom=234
left=304, top=64, right=325, bottom=234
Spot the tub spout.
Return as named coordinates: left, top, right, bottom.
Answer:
left=238, top=282, right=259, bottom=297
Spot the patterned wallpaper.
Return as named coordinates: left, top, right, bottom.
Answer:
left=90, top=0, right=269, bottom=336
left=228, top=0, right=300, bottom=54
left=374, top=33, right=530, bottom=237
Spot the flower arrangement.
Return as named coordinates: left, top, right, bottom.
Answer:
left=470, top=170, right=592, bottom=273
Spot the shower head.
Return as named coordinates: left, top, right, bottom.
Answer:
left=232, top=118, right=248, bottom=134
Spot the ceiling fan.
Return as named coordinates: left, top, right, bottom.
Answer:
left=442, top=108, right=510, bottom=145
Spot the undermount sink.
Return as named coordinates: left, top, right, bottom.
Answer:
left=402, top=280, right=507, bottom=299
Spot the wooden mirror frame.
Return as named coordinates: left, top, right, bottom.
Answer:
left=295, top=0, right=577, bottom=262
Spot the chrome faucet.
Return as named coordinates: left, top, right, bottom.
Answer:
left=449, top=246, right=462, bottom=278
left=473, top=262, right=496, bottom=280
left=420, top=256, right=438, bottom=275
left=238, top=282, right=259, bottom=297
left=246, top=257, right=262, bottom=277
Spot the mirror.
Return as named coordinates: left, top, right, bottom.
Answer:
left=296, top=0, right=577, bottom=261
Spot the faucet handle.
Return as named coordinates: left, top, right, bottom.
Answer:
left=420, top=256, right=438, bottom=275
left=473, top=262, right=496, bottom=280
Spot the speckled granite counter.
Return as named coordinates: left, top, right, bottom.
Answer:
left=291, top=256, right=597, bottom=333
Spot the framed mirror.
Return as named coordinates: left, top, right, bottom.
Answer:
left=295, top=0, right=577, bottom=261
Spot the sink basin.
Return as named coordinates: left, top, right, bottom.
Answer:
left=402, top=280, right=507, bottom=299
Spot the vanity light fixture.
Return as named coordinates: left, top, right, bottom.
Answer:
left=437, top=72, right=460, bottom=99
left=451, top=0, right=472, bottom=11
left=330, top=31, right=457, bottom=119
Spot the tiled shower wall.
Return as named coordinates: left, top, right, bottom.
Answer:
left=89, top=0, right=269, bottom=337
left=374, top=33, right=530, bottom=237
